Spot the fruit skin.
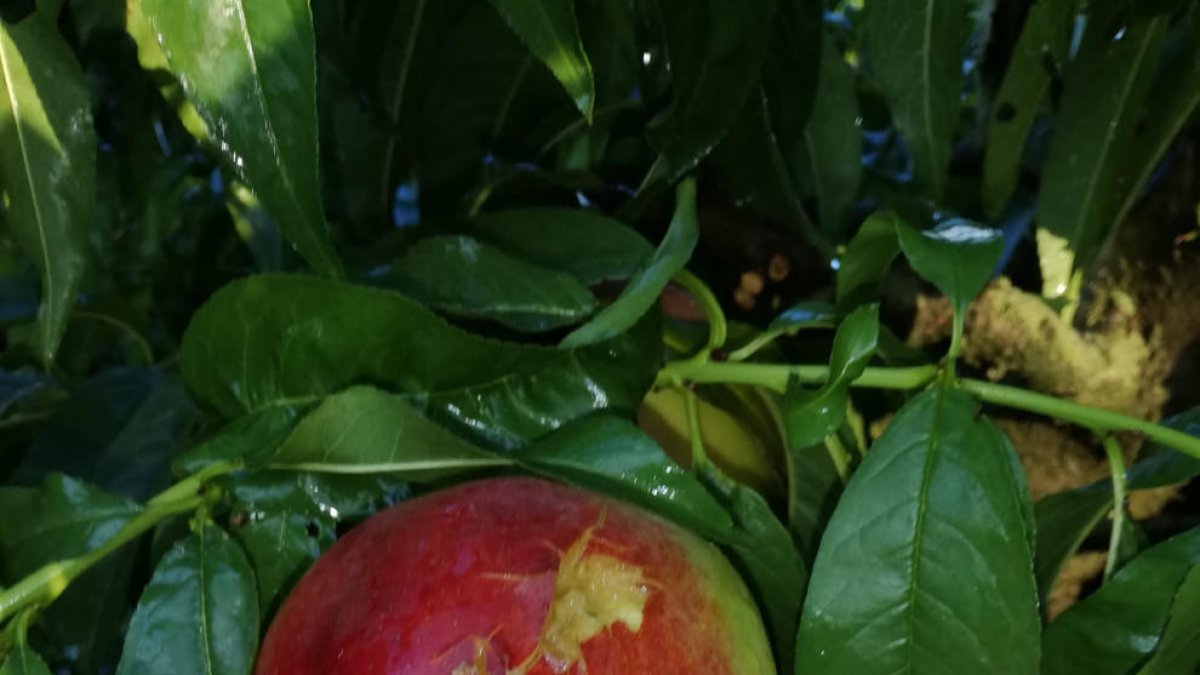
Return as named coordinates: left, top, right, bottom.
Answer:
left=255, top=477, right=775, bottom=675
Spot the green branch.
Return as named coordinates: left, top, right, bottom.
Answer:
left=659, top=360, right=1200, bottom=461
left=0, top=461, right=238, bottom=626
left=1100, top=435, right=1128, bottom=582
left=671, top=269, right=728, bottom=361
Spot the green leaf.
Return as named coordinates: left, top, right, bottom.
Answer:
left=560, top=178, right=697, bottom=347
left=896, top=218, right=1004, bottom=317
left=385, top=235, right=595, bottom=332
left=486, top=0, right=594, bottom=120
left=1036, top=14, right=1168, bottom=294
left=702, top=469, right=807, bottom=665
left=861, top=0, right=969, bottom=199
left=982, top=0, right=1075, bottom=217
left=786, top=435, right=842, bottom=563
left=267, top=385, right=509, bottom=475
left=517, top=415, right=734, bottom=541
left=232, top=511, right=324, bottom=611
left=116, top=524, right=259, bottom=675
left=0, top=7, right=95, bottom=365
left=469, top=208, right=653, bottom=285
left=174, top=405, right=304, bottom=475
left=795, top=388, right=1040, bottom=674
left=785, top=304, right=878, bottom=449
left=1041, top=526, right=1200, bottom=675
left=0, top=622, right=52, bottom=675
left=712, top=87, right=825, bottom=251
left=0, top=474, right=139, bottom=581
left=227, top=471, right=409, bottom=608
left=180, top=274, right=660, bottom=449
left=1033, top=483, right=1112, bottom=602
left=762, top=0, right=822, bottom=149
left=1113, top=23, right=1200, bottom=228
left=39, top=548, right=136, bottom=674
left=835, top=211, right=901, bottom=309
left=140, top=0, right=342, bottom=277
left=1033, top=407, right=1200, bottom=601
left=794, top=35, right=862, bottom=238
left=1139, top=566, right=1200, bottom=675
left=646, top=0, right=776, bottom=179
left=15, top=370, right=199, bottom=501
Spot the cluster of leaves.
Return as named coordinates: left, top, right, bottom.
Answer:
left=2, top=0, right=1200, bottom=673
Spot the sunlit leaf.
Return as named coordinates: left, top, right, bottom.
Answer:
left=486, top=0, right=594, bottom=120
left=140, top=0, right=342, bottom=277
left=0, top=6, right=94, bottom=365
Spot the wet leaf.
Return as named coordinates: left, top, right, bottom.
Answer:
left=486, top=0, right=594, bottom=120
left=560, top=177, right=696, bottom=347
left=116, top=524, right=259, bottom=675
left=646, top=0, right=776, bottom=180
left=140, top=0, right=342, bottom=277
left=795, top=388, right=1039, bottom=674
left=0, top=5, right=94, bottom=365
left=1041, top=526, right=1200, bottom=674
left=517, top=415, right=734, bottom=542
left=267, top=385, right=509, bottom=476
left=982, top=0, right=1075, bottom=217
left=896, top=218, right=1004, bottom=317
left=180, top=275, right=659, bottom=449
left=785, top=304, right=878, bottom=449
left=1036, top=13, right=1167, bottom=293
left=385, top=235, right=595, bottom=332
left=861, top=0, right=969, bottom=199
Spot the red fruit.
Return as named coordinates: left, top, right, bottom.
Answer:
left=255, top=477, right=775, bottom=675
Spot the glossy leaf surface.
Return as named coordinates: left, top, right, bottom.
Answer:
left=561, top=178, right=696, bottom=347
left=0, top=7, right=94, bottom=364
left=897, top=218, right=1004, bottom=317
left=785, top=304, right=878, bottom=449
left=180, top=275, right=659, bottom=449
left=517, top=415, right=734, bottom=541
left=116, top=524, right=258, bottom=675
left=469, top=208, right=652, bottom=285
left=1041, top=526, right=1200, bottom=674
left=0, top=474, right=139, bottom=580
left=486, top=0, right=594, bottom=119
left=795, top=387, right=1040, bottom=674
left=268, top=385, right=509, bottom=475
left=386, top=235, right=595, bottom=332
left=140, top=0, right=342, bottom=277
left=861, top=0, right=968, bottom=198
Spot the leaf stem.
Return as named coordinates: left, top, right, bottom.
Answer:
left=0, top=462, right=237, bottom=625
left=658, top=360, right=1200, bottom=461
left=1101, top=435, right=1128, bottom=581
left=672, top=269, right=727, bottom=360
left=682, top=387, right=711, bottom=471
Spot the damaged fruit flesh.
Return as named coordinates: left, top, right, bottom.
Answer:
left=254, top=477, right=775, bottom=675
